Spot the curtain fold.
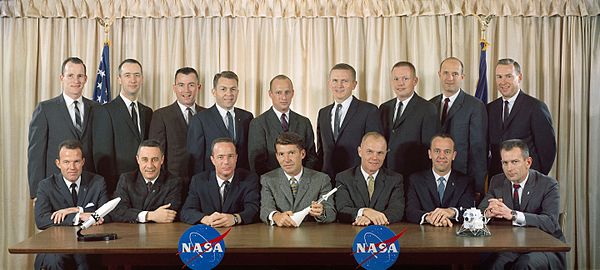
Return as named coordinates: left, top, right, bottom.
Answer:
left=2, top=0, right=600, bottom=18
left=1, top=7, right=598, bottom=270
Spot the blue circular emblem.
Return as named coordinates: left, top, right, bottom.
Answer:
left=352, top=225, right=400, bottom=270
left=178, top=224, right=226, bottom=270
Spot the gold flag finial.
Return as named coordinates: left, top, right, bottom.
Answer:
left=477, top=15, right=494, bottom=50
left=96, top=17, right=114, bottom=44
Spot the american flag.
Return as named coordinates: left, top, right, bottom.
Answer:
left=474, top=40, right=489, bottom=103
left=93, top=42, right=111, bottom=104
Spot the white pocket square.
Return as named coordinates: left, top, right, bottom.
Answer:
left=84, top=203, right=95, bottom=208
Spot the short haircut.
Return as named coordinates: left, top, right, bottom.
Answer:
left=118, top=59, right=143, bottom=75
left=391, top=61, right=417, bottom=77
left=269, top=74, right=294, bottom=91
left=275, top=132, right=305, bottom=151
left=439, top=57, right=464, bottom=75
left=501, top=139, right=530, bottom=159
left=330, top=63, right=357, bottom=81
left=430, top=133, right=455, bottom=150
left=137, top=139, right=164, bottom=155
left=361, top=132, right=386, bottom=145
left=57, top=139, right=83, bottom=158
left=211, top=137, right=236, bottom=156
left=213, top=71, right=239, bottom=89
left=497, top=58, right=522, bottom=74
left=61, top=57, right=86, bottom=75
left=174, top=67, right=199, bottom=83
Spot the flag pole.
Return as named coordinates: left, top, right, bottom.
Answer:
left=475, top=15, right=493, bottom=195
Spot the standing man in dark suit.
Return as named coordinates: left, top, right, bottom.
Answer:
left=28, top=57, right=100, bottom=200
left=111, top=140, right=182, bottom=223
left=260, top=132, right=336, bottom=226
left=34, top=140, right=109, bottom=270
left=181, top=138, right=260, bottom=227
left=188, top=71, right=253, bottom=174
left=248, top=75, right=318, bottom=175
left=488, top=58, right=556, bottom=177
left=149, top=67, right=205, bottom=190
left=429, top=57, right=488, bottom=194
left=380, top=61, right=440, bottom=178
left=406, top=134, right=474, bottom=226
left=94, top=59, right=153, bottom=195
left=480, top=139, right=564, bottom=269
left=316, top=63, right=381, bottom=181
left=335, top=132, right=405, bottom=226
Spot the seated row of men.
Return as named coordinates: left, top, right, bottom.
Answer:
left=34, top=132, right=564, bottom=269
left=28, top=56, right=557, bottom=212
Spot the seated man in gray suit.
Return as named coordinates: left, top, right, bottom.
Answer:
left=181, top=137, right=260, bottom=227
left=260, top=132, right=336, bottom=226
left=34, top=139, right=109, bottom=270
left=111, top=139, right=183, bottom=223
left=479, top=139, right=565, bottom=269
left=335, top=132, right=405, bottom=226
left=248, top=74, right=318, bottom=175
left=406, top=134, right=474, bottom=226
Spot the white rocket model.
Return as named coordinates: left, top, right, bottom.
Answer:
left=290, top=187, right=338, bottom=227
left=80, top=197, right=121, bottom=230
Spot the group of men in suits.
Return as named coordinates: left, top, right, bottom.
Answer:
left=28, top=56, right=563, bottom=269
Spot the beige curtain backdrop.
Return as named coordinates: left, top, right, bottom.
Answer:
left=1, top=1, right=598, bottom=269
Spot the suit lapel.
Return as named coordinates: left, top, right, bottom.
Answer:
left=56, top=174, right=75, bottom=206
left=501, top=178, right=515, bottom=209
left=394, top=94, right=419, bottom=128
left=139, top=104, right=148, bottom=139
left=56, top=96, right=80, bottom=139
left=222, top=172, right=241, bottom=212
left=503, top=92, right=525, bottom=130
left=208, top=106, right=229, bottom=138
left=321, top=104, right=335, bottom=145
left=169, top=102, right=188, bottom=130
left=288, top=110, right=301, bottom=133
left=338, top=97, right=358, bottom=135
left=425, top=171, right=442, bottom=206
left=277, top=170, right=295, bottom=209
left=294, top=170, right=313, bottom=209
left=369, top=172, right=385, bottom=207
left=444, top=91, right=465, bottom=128
left=520, top=170, right=536, bottom=211
left=115, top=96, right=141, bottom=139
left=441, top=172, right=458, bottom=206
left=353, top=167, right=370, bottom=207
left=233, top=108, right=244, bottom=143
left=77, top=173, right=90, bottom=206
left=142, top=173, right=161, bottom=210
left=208, top=172, right=223, bottom=211
left=267, top=108, right=284, bottom=132
left=81, top=98, right=94, bottom=136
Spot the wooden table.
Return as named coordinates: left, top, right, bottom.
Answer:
left=9, top=222, right=570, bottom=267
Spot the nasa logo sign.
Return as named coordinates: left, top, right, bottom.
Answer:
left=178, top=224, right=230, bottom=270
left=352, top=225, right=405, bottom=270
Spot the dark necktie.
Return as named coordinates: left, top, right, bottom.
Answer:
left=281, top=113, right=289, bottom=132
left=221, top=181, right=231, bottom=207
left=226, top=111, right=235, bottom=141
left=503, top=100, right=510, bottom=124
left=441, top=98, right=450, bottom=125
left=131, top=102, right=140, bottom=136
left=186, top=107, right=194, bottom=125
left=70, top=183, right=78, bottom=206
left=437, top=177, right=446, bottom=202
left=146, top=181, right=153, bottom=193
left=513, top=184, right=521, bottom=211
left=73, top=100, right=82, bottom=134
left=393, top=101, right=404, bottom=127
left=333, top=104, right=342, bottom=141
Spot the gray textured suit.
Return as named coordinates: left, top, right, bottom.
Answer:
left=148, top=102, right=205, bottom=180
left=430, top=90, right=488, bottom=193
left=93, top=96, right=153, bottom=195
left=335, top=166, right=405, bottom=224
left=260, top=167, right=336, bottom=224
left=248, top=108, right=318, bottom=175
left=28, top=94, right=100, bottom=198
left=479, top=169, right=565, bottom=269
left=34, top=171, right=109, bottom=270
left=110, top=170, right=183, bottom=223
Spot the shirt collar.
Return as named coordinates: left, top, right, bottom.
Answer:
left=271, top=107, right=289, bottom=120
left=335, top=95, right=354, bottom=108
left=511, top=170, right=530, bottom=188
left=63, top=176, right=82, bottom=190
left=216, top=173, right=234, bottom=187
left=432, top=169, right=451, bottom=183
left=120, top=93, right=137, bottom=107
left=283, top=168, right=303, bottom=183
left=360, top=166, right=379, bottom=183
left=396, top=92, right=415, bottom=107
left=503, top=89, right=521, bottom=104
left=143, top=173, right=160, bottom=185
left=62, top=93, right=82, bottom=106
left=215, top=104, right=235, bottom=118
left=177, top=101, right=195, bottom=115
left=442, top=89, right=461, bottom=104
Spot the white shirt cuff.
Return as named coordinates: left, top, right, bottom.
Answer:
left=268, top=211, right=277, bottom=226
left=512, top=211, right=526, bottom=226
left=356, top=208, right=366, bottom=221
left=138, top=211, right=149, bottom=223
left=450, top=207, right=459, bottom=221
left=419, top=213, right=428, bottom=224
